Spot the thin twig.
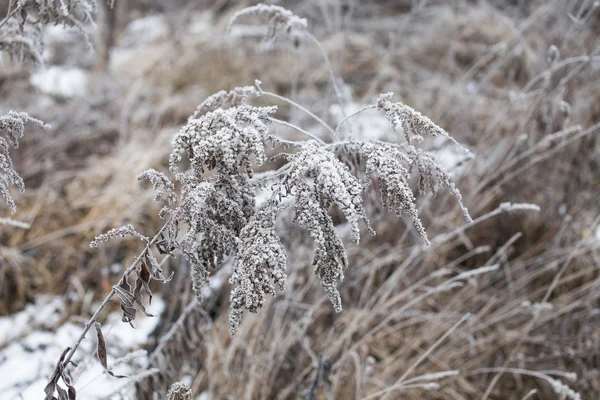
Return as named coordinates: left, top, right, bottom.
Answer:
left=0, top=4, right=20, bottom=30
left=334, top=104, right=376, bottom=135
left=269, top=117, right=326, bottom=144
left=255, top=81, right=336, bottom=138
left=304, top=31, right=347, bottom=115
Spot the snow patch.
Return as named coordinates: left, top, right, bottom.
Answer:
left=122, top=15, right=169, bottom=47
left=30, top=66, right=88, bottom=98
left=0, top=296, right=164, bottom=399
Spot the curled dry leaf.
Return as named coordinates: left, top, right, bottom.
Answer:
left=133, top=259, right=155, bottom=317
left=113, top=278, right=137, bottom=325
left=94, top=322, right=127, bottom=379
left=44, top=347, right=76, bottom=400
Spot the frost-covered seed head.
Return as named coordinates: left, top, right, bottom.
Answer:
left=169, top=105, right=276, bottom=178
left=228, top=4, right=308, bottom=43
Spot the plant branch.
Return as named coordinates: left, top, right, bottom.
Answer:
left=0, top=3, right=20, bottom=30
left=255, top=80, right=336, bottom=138
left=334, top=104, right=376, bottom=135
left=269, top=117, right=326, bottom=144
left=59, top=219, right=174, bottom=370
left=304, top=31, right=347, bottom=116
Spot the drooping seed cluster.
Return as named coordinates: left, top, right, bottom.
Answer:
left=169, top=105, right=276, bottom=178
left=229, top=201, right=287, bottom=335
left=359, top=140, right=430, bottom=245
left=89, top=224, right=149, bottom=248
left=0, top=111, right=48, bottom=213
left=289, top=145, right=373, bottom=244
left=403, top=145, right=472, bottom=222
left=376, top=93, right=469, bottom=154
left=377, top=92, right=446, bottom=144
left=284, top=145, right=373, bottom=312
left=0, top=19, right=44, bottom=65
left=293, top=187, right=348, bottom=313
left=190, top=86, right=257, bottom=120
left=18, top=0, right=97, bottom=48
left=175, top=174, right=255, bottom=303
left=137, top=169, right=176, bottom=204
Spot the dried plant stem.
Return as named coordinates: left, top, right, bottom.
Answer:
left=60, top=219, right=173, bottom=369
left=480, top=244, right=582, bottom=400
left=0, top=216, right=30, bottom=229
left=268, top=117, right=326, bottom=144
left=334, top=105, right=376, bottom=135
left=304, top=31, right=347, bottom=115
left=255, top=82, right=336, bottom=137
left=365, top=314, right=471, bottom=400
left=148, top=299, right=202, bottom=363
left=0, top=3, right=20, bottom=30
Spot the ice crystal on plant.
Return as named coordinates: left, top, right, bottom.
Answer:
left=293, top=187, right=348, bottom=313
left=19, top=0, right=97, bottom=48
left=288, top=145, right=374, bottom=245
left=0, top=111, right=48, bottom=213
left=167, top=381, right=193, bottom=400
left=284, top=145, right=374, bottom=312
left=403, top=145, right=472, bottom=222
left=358, top=140, right=429, bottom=244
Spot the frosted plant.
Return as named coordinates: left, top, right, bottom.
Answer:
left=190, top=86, right=257, bottom=119
left=173, top=173, right=255, bottom=303
left=358, top=140, right=430, bottom=244
left=0, top=111, right=48, bottom=213
left=0, top=19, right=44, bottom=64
left=17, top=0, right=97, bottom=48
left=167, top=382, right=193, bottom=400
left=0, top=0, right=106, bottom=67
left=89, top=224, right=148, bottom=248
left=293, top=188, right=348, bottom=312
left=357, top=139, right=473, bottom=246
left=49, top=4, right=477, bottom=396
left=227, top=4, right=307, bottom=43
left=0, top=0, right=103, bottom=216
left=137, top=169, right=176, bottom=204
left=169, top=104, right=276, bottom=178
left=229, top=201, right=287, bottom=335
left=287, top=145, right=374, bottom=245
left=377, top=92, right=469, bottom=152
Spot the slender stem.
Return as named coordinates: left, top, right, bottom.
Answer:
left=0, top=4, right=20, bottom=30
left=269, top=117, right=326, bottom=144
left=304, top=31, right=346, bottom=114
left=6, top=0, right=13, bottom=19
left=147, top=300, right=208, bottom=363
left=60, top=219, right=173, bottom=369
left=255, top=84, right=336, bottom=138
left=334, top=104, right=376, bottom=135
left=362, top=314, right=471, bottom=400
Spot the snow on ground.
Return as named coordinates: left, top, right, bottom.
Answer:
left=0, top=295, right=164, bottom=399
left=30, top=66, right=89, bottom=98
